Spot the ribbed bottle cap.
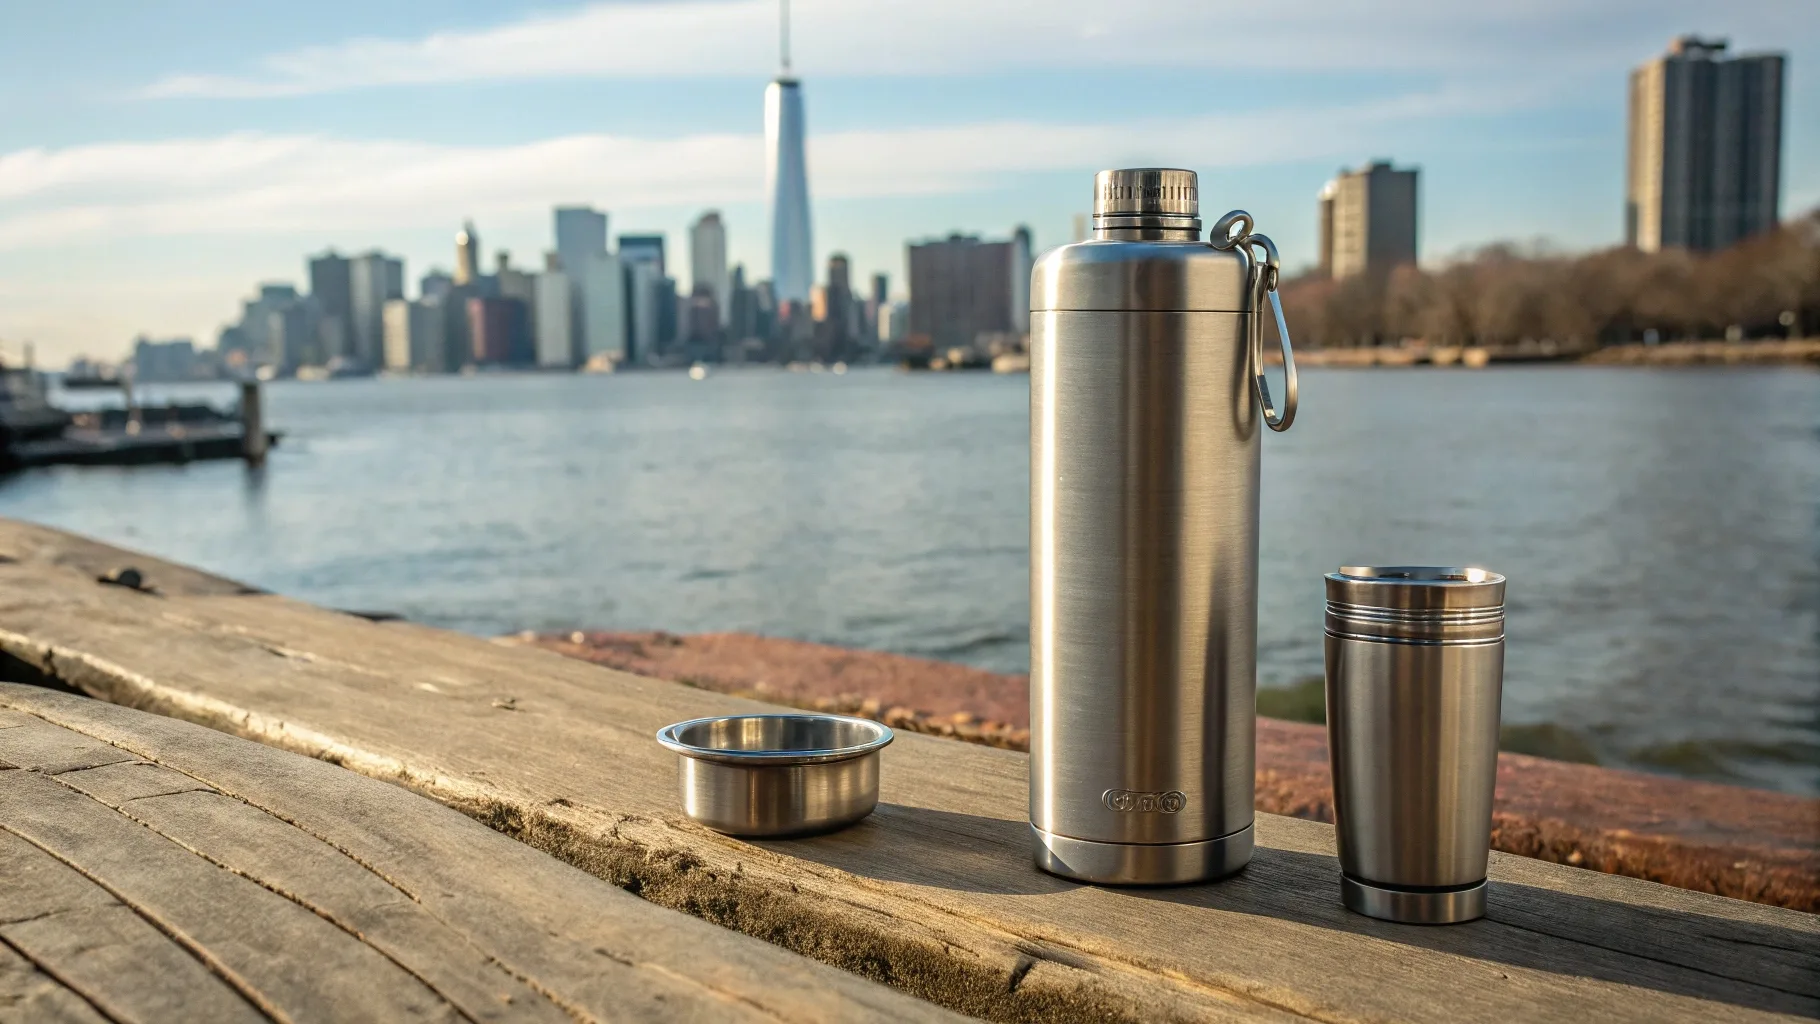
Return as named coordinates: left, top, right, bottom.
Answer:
left=1324, top=566, right=1505, bottom=644
left=1094, top=169, right=1199, bottom=220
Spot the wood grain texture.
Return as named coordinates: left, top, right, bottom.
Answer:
left=0, top=941, right=111, bottom=1024
left=1, top=517, right=1816, bottom=1024
left=0, top=699, right=963, bottom=1023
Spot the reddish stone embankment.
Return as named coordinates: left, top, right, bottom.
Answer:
left=510, top=629, right=1819, bottom=912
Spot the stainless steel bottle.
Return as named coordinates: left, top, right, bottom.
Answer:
left=1325, top=566, right=1505, bottom=923
left=1029, top=168, right=1297, bottom=885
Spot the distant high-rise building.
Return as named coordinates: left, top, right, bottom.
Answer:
left=534, top=270, right=574, bottom=369
left=552, top=207, right=617, bottom=365
left=420, top=270, right=454, bottom=302
left=554, top=207, right=608, bottom=276
left=727, top=265, right=757, bottom=343
left=1316, top=182, right=1337, bottom=278
left=1010, top=226, right=1033, bottom=334
left=690, top=212, right=730, bottom=326
left=349, top=252, right=404, bottom=368
left=468, top=297, right=529, bottom=366
left=383, top=298, right=446, bottom=373
left=765, top=2, right=813, bottom=304
left=233, top=283, right=301, bottom=368
left=454, top=221, right=482, bottom=285
left=132, top=337, right=199, bottom=382
left=496, top=251, right=537, bottom=359
left=1627, top=36, right=1785, bottom=252
left=813, top=253, right=856, bottom=361
left=619, top=234, right=666, bottom=279
left=1318, top=161, right=1418, bottom=280
left=308, top=252, right=352, bottom=361
left=574, top=251, right=626, bottom=366
left=871, top=273, right=889, bottom=308
left=267, top=297, right=319, bottom=373
left=907, top=233, right=1020, bottom=351
left=624, top=261, right=659, bottom=364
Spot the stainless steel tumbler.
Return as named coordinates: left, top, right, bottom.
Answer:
left=1029, top=168, right=1298, bottom=885
left=1324, top=566, right=1505, bottom=923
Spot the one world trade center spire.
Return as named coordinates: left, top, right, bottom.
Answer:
left=765, top=0, right=813, bottom=305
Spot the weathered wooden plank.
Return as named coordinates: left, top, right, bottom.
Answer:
left=0, top=941, right=111, bottom=1024
left=0, top=769, right=462, bottom=1022
left=117, top=788, right=575, bottom=1024
left=0, top=698, right=966, bottom=1024
left=0, top=824, right=263, bottom=1023
left=1, top=519, right=1817, bottom=1023
left=0, top=716, right=137, bottom=774
left=0, top=705, right=968, bottom=1024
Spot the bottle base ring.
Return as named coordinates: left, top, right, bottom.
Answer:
left=1030, top=822, right=1254, bottom=886
left=1341, top=875, right=1486, bottom=924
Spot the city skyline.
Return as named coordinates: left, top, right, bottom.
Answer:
left=1, top=1, right=1816, bottom=364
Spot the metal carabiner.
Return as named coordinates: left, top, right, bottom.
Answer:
left=1209, top=210, right=1297, bottom=432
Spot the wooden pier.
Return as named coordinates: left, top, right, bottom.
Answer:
left=0, top=517, right=1814, bottom=1022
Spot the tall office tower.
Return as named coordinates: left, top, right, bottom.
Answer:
left=815, top=253, right=855, bottom=360
left=235, top=283, right=301, bottom=368
left=553, top=206, right=613, bottom=363
left=690, top=212, right=730, bottom=326
left=1010, top=225, right=1033, bottom=334
left=906, top=233, right=1019, bottom=351
left=554, top=206, right=608, bottom=276
left=495, top=251, right=537, bottom=360
left=1316, top=181, right=1337, bottom=278
left=267, top=297, right=319, bottom=373
left=618, top=234, right=666, bottom=279
left=575, top=251, right=626, bottom=366
left=624, top=261, right=659, bottom=364
left=454, top=221, right=481, bottom=285
left=308, top=252, right=352, bottom=361
left=1318, top=161, right=1418, bottom=280
left=383, top=298, right=446, bottom=373
left=468, top=297, right=529, bottom=365
left=534, top=269, right=574, bottom=369
left=420, top=270, right=453, bottom=302
left=1627, top=36, right=1785, bottom=252
left=349, top=252, right=405, bottom=368
left=765, top=1, right=813, bottom=304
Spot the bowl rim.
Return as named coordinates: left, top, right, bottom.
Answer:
left=655, top=712, right=895, bottom=766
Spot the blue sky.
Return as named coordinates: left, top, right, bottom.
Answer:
left=1, top=0, right=1814, bottom=366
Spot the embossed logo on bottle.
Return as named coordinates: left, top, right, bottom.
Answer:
left=1103, top=789, right=1187, bottom=813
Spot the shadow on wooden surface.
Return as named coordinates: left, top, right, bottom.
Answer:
left=778, top=804, right=1820, bottom=1019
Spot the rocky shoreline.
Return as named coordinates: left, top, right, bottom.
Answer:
left=509, top=629, right=1818, bottom=912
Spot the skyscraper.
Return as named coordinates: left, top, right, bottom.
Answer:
left=907, top=233, right=1019, bottom=352
left=690, top=212, right=730, bottom=326
left=454, top=221, right=481, bottom=285
left=308, top=252, right=352, bottom=361
left=1318, top=161, right=1418, bottom=280
left=555, top=207, right=608, bottom=275
left=765, top=2, right=813, bottom=304
left=349, top=252, right=405, bottom=368
left=1627, top=36, right=1785, bottom=252
left=618, top=234, right=666, bottom=278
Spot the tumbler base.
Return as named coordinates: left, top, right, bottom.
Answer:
left=1341, top=875, right=1486, bottom=924
left=1031, top=823, right=1253, bottom=886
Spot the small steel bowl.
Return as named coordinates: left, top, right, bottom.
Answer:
left=655, top=713, right=894, bottom=837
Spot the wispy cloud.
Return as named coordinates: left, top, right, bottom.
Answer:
left=136, top=0, right=1803, bottom=99
left=0, top=87, right=1502, bottom=251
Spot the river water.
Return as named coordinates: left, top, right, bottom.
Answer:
left=5, top=367, right=1816, bottom=795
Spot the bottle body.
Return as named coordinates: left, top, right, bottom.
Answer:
left=1029, top=238, right=1259, bottom=885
